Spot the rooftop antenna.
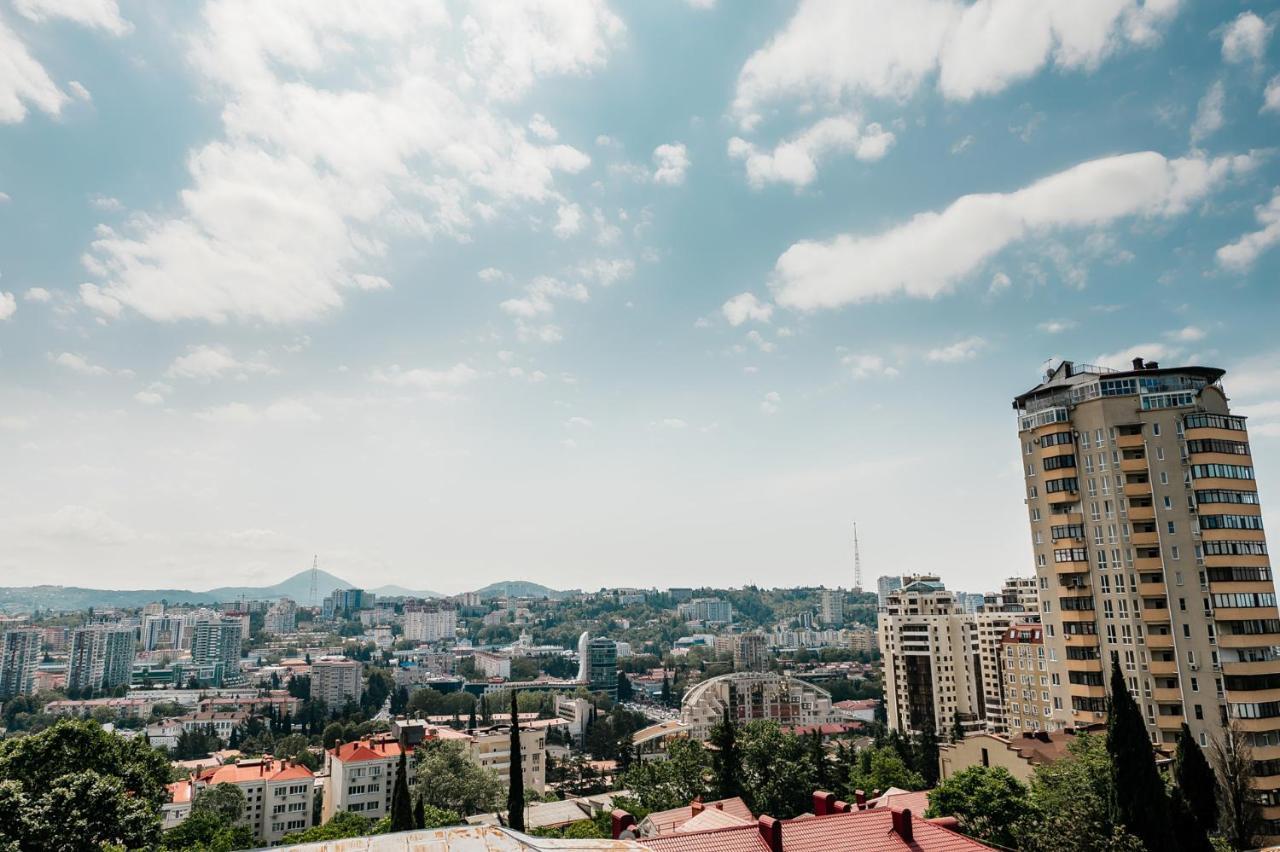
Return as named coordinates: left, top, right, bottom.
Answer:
left=853, top=522, right=863, bottom=593
left=309, top=555, right=319, bottom=607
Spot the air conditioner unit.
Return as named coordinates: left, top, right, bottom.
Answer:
left=1189, top=663, right=1199, bottom=671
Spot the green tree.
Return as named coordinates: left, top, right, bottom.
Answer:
left=616, top=671, right=633, bottom=701
left=845, top=746, right=924, bottom=796
left=1213, top=724, right=1261, bottom=852
left=414, top=740, right=504, bottom=816
left=22, top=769, right=164, bottom=851
left=1173, top=723, right=1218, bottom=842
left=620, top=739, right=710, bottom=811
left=321, top=722, right=346, bottom=749
left=390, top=751, right=414, bottom=832
left=508, top=691, right=526, bottom=832
left=737, top=721, right=817, bottom=818
left=1106, top=658, right=1170, bottom=851
left=950, top=716, right=966, bottom=743
left=926, top=766, right=1031, bottom=848
left=808, top=730, right=829, bottom=790
left=281, top=810, right=377, bottom=843
left=418, top=802, right=462, bottom=829
left=708, top=709, right=741, bottom=800
left=191, top=782, right=246, bottom=824
left=916, top=721, right=941, bottom=788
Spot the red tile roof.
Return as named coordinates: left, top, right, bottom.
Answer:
left=329, top=737, right=410, bottom=763
left=195, top=758, right=314, bottom=785
left=640, top=824, right=770, bottom=852
left=642, top=797, right=754, bottom=835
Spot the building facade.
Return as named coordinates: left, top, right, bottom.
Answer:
left=876, top=576, right=903, bottom=608
left=820, top=590, right=845, bottom=627
left=311, top=657, right=363, bottom=706
left=733, top=633, right=768, bottom=672
left=264, top=598, right=297, bottom=635
left=0, top=629, right=41, bottom=699
left=587, top=637, right=618, bottom=699
left=190, top=618, right=244, bottom=685
left=1014, top=357, right=1280, bottom=833
left=676, top=598, right=734, bottom=625
left=403, top=601, right=458, bottom=643
left=680, top=672, right=837, bottom=739
left=999, top=622, right=1054, bottom=734
left=68, top=626, right=135, bottom=693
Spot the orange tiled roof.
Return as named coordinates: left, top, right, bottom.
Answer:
left=329, top=737, right=410, bottom=763
left=195, top=758, right=314, bottom=785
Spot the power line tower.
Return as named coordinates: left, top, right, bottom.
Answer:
left=852, top=522, right=863, bottom=593
left=309, top=555, right=319, bottom=608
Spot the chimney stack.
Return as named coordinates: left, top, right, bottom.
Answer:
left=610, top=810, right=636, bottom=840
left=757, top=816, right=783, bottom=852
left=854, top=789, right=866, bottom=809
left=1132, top=357, right=1144, bottom=370
left=890, top=807, right=914, bottom=842
left=691, top=797, right=704, bottom=815
left=813, top=791, right=836, bottom=816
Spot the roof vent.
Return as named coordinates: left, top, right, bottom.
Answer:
left=1145, top=361, right=1159, bottom=370
left=1132, top=357, right=1144, bottom=370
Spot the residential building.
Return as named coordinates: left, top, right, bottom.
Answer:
left=849, top=624, right=877, bottom=654
left=999, top=622, right=1054, bottom=734
left=322, top=588, right=373, bottom=621
left=190, top=618, right=244, bottom=685
left=586, top=636, right=618, bottom=699
left=676, top=597, right=734, bottom=625
left=668, top=588, right=694, bottom=602
left=403, top=601, right=458, bottom=643
left=554, top=695, right=594, bottom=746
left=820, top=590, right=845, bottom=627
left=311, top=656, right=363, bottom=706
left=169, top=757, right=314, bottom=843
left=323, top=736, right=412, bottom=822
left=939, top=727, right=1102, bottom=784
left=1015, top=357, right=1280, bottom=834
left=990, top=577, right=1040, bottom=613
left=264, top=598, right=297, bottom=635
left=733, top=633, right=768, bottom=672
left=68, top=626, right=135, bottom=693
left=474, top=650, right=512, bottom=679
left=680, top=672, right=838, bottom=739
left=876, top=575, right=903, bottom=609
left=0, top=629, right=41, bottom=699
left=142, top=615, right=185, bottom=651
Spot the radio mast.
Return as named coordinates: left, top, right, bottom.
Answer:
left=309, top=555, right=319, bottom=607
left=853, top=523, right=863, bottom=593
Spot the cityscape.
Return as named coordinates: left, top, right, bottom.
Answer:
left=2, top=2, right=1280, bottom=852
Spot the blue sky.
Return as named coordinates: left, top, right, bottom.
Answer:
left=1, top=0, right=1278, bottom=595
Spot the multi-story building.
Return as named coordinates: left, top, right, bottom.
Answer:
left=0, top=629, right=42, bottom=699
left=1014, top=357, right=1280, bottom=831
left=322, top=736, right=412, bottom=822
left=998, top=622, right=1054, bottom=734
left=322, top=588, right=373, bottom=621
left=676, top=598, right=734, bottom=625
left=142, top=615, right=185, bottom=651
left=990, top=577, right=1040, bottom=613
left=474, top=651, right=512, bottom=679
left=586, top=636, right=618, bottom=699
left=878, top=577, right=1014, bottom=737
left=733, top=633, right=768, bottom=672
left=68, top=626, right=135, bottom=693
left=849, top=624, right=877, bottom=654
left=403, top=601, right=457, bottom=643
left=169, top=758, right=314, bottom=843
left=876, top=575, right=903, bottom=608
left=189, top=618, right=244, bottom=685
left=311, top=656, right=363, bottom=706
left=820, top=590, right=845, bottom=627
left=264, top=598, right=297, bottom=635
left=680, top=672, right=838, bottom=739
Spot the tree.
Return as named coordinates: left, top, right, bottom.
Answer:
left=321, top=722, right=346, bottom=749
left=951, top=716, right=966, bottom=744
left=21, top=769, right=165, bottom=851
left=661, top=672, right=671, bottom=707
left=916, top=721, right=941, bottom=788
left=1213, top=723, right=1261, bottom=851
left=413, top=796, right=425, bottom=829
left=708, top=709, right=741, bottom=800
left=418, top=802, right=462, bottom=830
left=845, top=746, right=924, bottom=796
left=809, top=730, right=829, bottom=790
left=192, top=782, right=246, bottom=824
left=621, top=739, right=711, bottom=811
left=1173, top=723, right=1218, bottom=841
left=390, top=751, right=414, bottom=833
left=737, top=721, right=817, bottom=818
left=414, top=740, right=504, bottom=816
left=281, top=810, right=379, bottom=844
left=1106, top=658, right=1170, bottom=851
left=926, top=766, right=1031, bottom=848
left=508, top=690, right=526, bottom=832
left=617, top=671, right=634, bottom=702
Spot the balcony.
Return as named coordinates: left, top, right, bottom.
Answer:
left=1223, top=660, right=1280, bottom=676
left=1135, top=556, right=1165, bottom=571
left=1131, top=531, right=1160, bottom=547
left=1118, top=433, right=1145, bottom=449
left=1060, top=608, right=1097, bottom=622
left=1120, top=457, right=1149, bottom=473
left=1064, top=633, right=1100, bottom=647
left=1047, top=489, right=1080, bottom=506
left=1129, top=505, right=1156, bottom=521
left=1146, top=633, right=1175, bottom=649
left=1069, top=683, right=1107, bottom=698
left=1142, top=608, right=1172, bottom=624
left=1124, top=482, right=1153, bottom=499
left=1155, top=712, right=1185, bottom=730
left=1137, top=581, right=1166, bottom=597
left=1215, top=607, right=1280, bottom=622
left=1054, top=560, right=1092, bottom=575
left=1152, top=687, right=1182, bottom=703
left=1066, top=657, right=1104, bottom=672
left=1220, top=633, right=1280, bottom=648
left=1148, top=659, right=1178, bottom=675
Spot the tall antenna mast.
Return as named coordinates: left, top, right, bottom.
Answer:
left=309, top=555, right=319, bottom=607
left=853, top=523, right=863, bottom=592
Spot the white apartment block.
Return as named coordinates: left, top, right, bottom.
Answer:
left=474, top=651, right=512, bottom=679
left=680, top=672, right=837, bottom=739
left=169, top=758, right=314, bottom=844
left=68, top=626, right=135, bottom=693
left=0, top=629, right=41, bottom=699
left=403, top=602, right=458, bottom=643
left=323, top=736, right=411, bottom=822
left=310, top=656, right=363, bottom=706
left=820, top=590, right=845, bottom=626
left=265, top=598, right=298, bottom=635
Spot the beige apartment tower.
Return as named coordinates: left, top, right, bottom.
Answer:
left=1015, top=357, right=1279, bottom=833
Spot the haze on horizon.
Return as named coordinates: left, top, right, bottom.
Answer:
left=1, top=0, right=1278, bottom=596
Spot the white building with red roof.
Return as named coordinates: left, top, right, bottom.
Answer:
left=168, top=756, right=315, bottom=844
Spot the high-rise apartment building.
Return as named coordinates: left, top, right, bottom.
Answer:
left=676, top=598, right=734, bottom=625
left=586, top=637, right=618, bottom=699
left=68, top=626, right=135, bottom=693
left=733, top=632, right=768, bottom=672
left=820, top=589, right=845, bottom=626
left=403, top=601, right=458, bottom=643
left=311, top=656, right=364, bottom=706
left=264, top=598, right=297, bottom=635
left=142, top=615, right=185, bottom=651
left=0, top=629, right=42, bottom=699
left=190, top=618, right=244, bottom=685
left=1014, top=357, right=1279, bottom=831
left=876, top=575, right=903, bottom=608
left=322, top=588, right=372, bottom=621
left=998, top=622, right=1054, bottom=734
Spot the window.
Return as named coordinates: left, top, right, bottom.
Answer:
left=1187, top=439, right=1250, bottom=456
left=1191, top=464, right=1255, bottom=480
left=1200, top=514, right=1265, bottom=531
left=1203, top=540, right=1268, bottom=557
left=1168, top=520, right=1176, bottom=534
left=1046, top=477, right=1080, bottom=494
left=1153, top=423, right=1161, bottom=436
left=1185, top=413, right=1247, bottom=431
left=1044, top=454, right=1076, bottom=471
left=1195, top=489, right=1260, bottom=505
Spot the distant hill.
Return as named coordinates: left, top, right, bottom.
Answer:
left=368, top=584, right=441, bottom=599
left=0, top=568, right=359, bottom=613
left=471, top=580, right=572, bottom=600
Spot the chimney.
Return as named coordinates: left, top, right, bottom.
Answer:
left=757, top=815, right=783, bottom=852
left=1146, top=361, right=1159, bottom=370
left=610, top=809, right=636, bottom=840
left=854, top=789, right=866, bottom=809
left=1132, top=357, right=1144, bottom=370
left=833, top=800, right=852, bottom=813
left=691, top=797, right=704, bottom=815
left=890, top=807, right=914, bottom=843
left=813, top=791, right=835, bottom=816
left=929, top=816, right=961, bottom=831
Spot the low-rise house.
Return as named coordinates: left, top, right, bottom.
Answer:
left=938, top=727, right=1100, bottom=783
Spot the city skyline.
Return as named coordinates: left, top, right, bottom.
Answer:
left=2, top=1, right=1279, bottom=593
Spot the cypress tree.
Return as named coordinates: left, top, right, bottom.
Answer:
left=413, top=796, right=425, bottom=830
left=1106, top=656, right=1171, bottom=851
left=507, top=691, right=526, bottom=832
left=916, top=720, right=940, bottom=788
left=809, top=729, right=828, bottom=789
left=950, top=715, right=965, bottom=743
left=390, top=750, right=414, bottom=832
left=468, top=704, right=477, bottom=731
left=661, top=672, right=672, bottom=707
left=1174, top=722, right=1218, bottom=839
left=709, top=708, right=741, bottom=799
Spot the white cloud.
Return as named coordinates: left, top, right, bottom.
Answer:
left=0, top=191, right=9, bottom=202
left=528, top=113, right=558, bottom=141
left=842, top=353, right=899, bottom=379
left=553, top=202, right=583, bottom=238
left=685, top=0, right=716, bottom=8
left=1217, top=187, right=1280, bottom=271
left=760, top=390, right=781, bottom=415
left=722, top=292, right=774, bottom=326
left=351, top=274, right=391, bottom=291
left=0, top=14, right=67, bottom=123
left=500, top=276, right=588, bottom=318
left=194, top=399, right=321, bottom=424
left=575, top=258, right=634, bottom=286
left=23, top=286, right=52, bottom=302
left=746, top=329, right=775, bottom=353
left=478, top=267, right=508, bottom=282
left=728, top=116, right=895, bottom=188
left=951, top=134, right=975, bottom=154
left=13, top=505, right=136, bottom=545
left=79, top=282, right=121, bottom=318
left=1190, top=80, right=1225, bottom=144
left=165, top=344, right=275, bottom=381
left=78, top=0, right=621, bottom=324
left=0, top=291, right=14, bottom=320
left=652, top=142, right=690, bottom=185
left=515, top=321, right=563, bottom=343
left=988, top=271, right=1012, bottom=294
left=1264, top=76, right=1280, bottom=115
left=1221, top=12, right=1271, bottom=64
left=53, top=351, right=112, bottom=376
left=133, top=390, right=165, bottom=405
left=731, top=0, right=1178, bottom=127
left=1094, top=342, right=1178, bottom=370
left=371, top=362, right=478, bottom=391
left=1165, top=325, right=1205, bottom=343
left=770, top=151, right=1253, bottom=312
left=926, top=336, right=987, bottom=363
left=14, top=0, right=131, bottom=35
left=658, top=418, right=688, bottom=429
left=564, top=416, right=594, bottom=429
left=1037, top=319, right=1076, bottom=334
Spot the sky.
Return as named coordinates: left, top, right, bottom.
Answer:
left=1, top=0, right=1279, bottom=596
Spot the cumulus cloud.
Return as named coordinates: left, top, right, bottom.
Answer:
left=842, top=353, right=899, bottom=379
left=351, top=274, right=391, bottom=291
left=194, top=399, right=320, bottom=424
left=14, top=0, right=131, bottom=34
left=760, top=390, right=781, bottom=415
left=731, top=0, right=1177, bottom=127
left=0, top=292, right=14, bottom=320
left=1094, top=342, right=1179, bottom=370
left=0, top=14, right=68, bottom=123
left=553, top=202, right=583, bottom=238
left=1190, top=80, right=1225, bottom=144
left=53, top=351, right=114, bottom=376
left=564, top=415, right=594, bottom=429
left=1221, top=12, right=1271, bottom=64
left=746, top=329, right=775, bottom=353
left=371, top=363, right=478, bottom=391
left=652, top=143, right=690, bottom=185
left=12, top=504, right=136, bottom=545
left=575, top=258, right=634, bottom=286
left=1217, top=187, right=1280, bottom=271
left=77, top=0, right=621, bottom=324
left=1265, top=76, right=1280, bottom=115
left=500, top=276, right=588, bottom=318
left=721, top=292, right=774, bottom=326
left=770, top=151, right=1253, bottom=312
left=79, top=282, right=121, bottom=317
left=22, top=287, right=51, bottom=302
left=165, top=344, right=275, bottom=381
left=1166, top=325, right=1205, bottom=342
left=1037, top=319, right=1076, bottom=334
left=728, top=116, right=894, bottom=188
left=926, top=336, right=987, bottom=362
